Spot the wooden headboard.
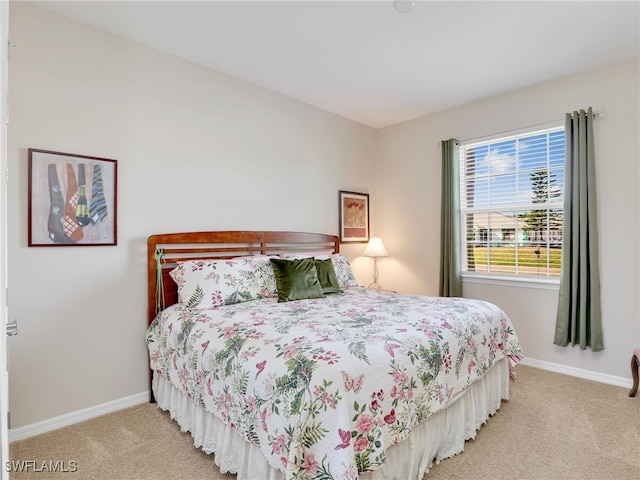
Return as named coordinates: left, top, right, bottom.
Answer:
left=147, top=230, right=340, bottom=326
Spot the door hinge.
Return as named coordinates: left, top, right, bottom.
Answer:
left=7, top=39, right=16, bottom=62
left=7, top=319, right=17, bottom=336
left=7, top=411, right=10, bottom=429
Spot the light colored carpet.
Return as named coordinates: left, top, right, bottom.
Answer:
left=9, top=365, right=640, bottom=480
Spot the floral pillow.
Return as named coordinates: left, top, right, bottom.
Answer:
left=169, top=257, right=277, bottom=309
left=329, top=253, right=359, bottom=289
left=247, top=256, right=278, bottom=299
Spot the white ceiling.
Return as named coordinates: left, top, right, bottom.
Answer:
left=31, top=1, right=640, bottom=129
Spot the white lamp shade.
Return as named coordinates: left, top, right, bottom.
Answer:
left=362, top=237, right=389, bottom=258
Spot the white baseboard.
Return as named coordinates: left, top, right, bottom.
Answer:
left=9, top=391, right=149, bottom=443
left=520, top=357, right=633, bottom=389
left=9, top=358, right=634, bottom=443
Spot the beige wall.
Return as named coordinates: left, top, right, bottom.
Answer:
left=375, top=58, right=640, bottom=380
left=8, top=2, right=639, bottom=431
left=7, top=2, right=376, bottom=428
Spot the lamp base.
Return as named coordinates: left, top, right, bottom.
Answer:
left=368, top=257, right=382, bottom=290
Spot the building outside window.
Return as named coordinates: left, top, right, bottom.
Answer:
left=459, top=124, right=565, bottom=279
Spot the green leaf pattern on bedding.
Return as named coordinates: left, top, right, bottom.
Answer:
left=147, top=288, right=523, bottom=480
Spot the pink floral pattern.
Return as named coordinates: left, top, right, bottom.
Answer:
left=147, top=288, right=522, bottom=480
left=169, top=256, right=278, bottom=309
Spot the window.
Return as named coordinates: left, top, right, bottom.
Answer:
left=459, top=125, right=565, bottom=279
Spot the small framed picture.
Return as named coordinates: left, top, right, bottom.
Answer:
left=339, top=190, right=369, bottom=243
left=28, top=149, right=118, bottom=246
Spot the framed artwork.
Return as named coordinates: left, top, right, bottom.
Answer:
left=338, top=190, right=369, bottom=243
left=28, top=149, right=118, bottom=246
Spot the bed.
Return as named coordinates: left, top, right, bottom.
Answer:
left=146, top=230, right=523, bottom=480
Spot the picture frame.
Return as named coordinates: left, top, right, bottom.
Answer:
left=28, top=149, right=118, bottom=246
left=338, top=190, right=369, bottom=243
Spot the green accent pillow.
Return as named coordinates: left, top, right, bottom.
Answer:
left=314, top=258, right=342, bottom=295
left=270, top=258, right=325, bottom=303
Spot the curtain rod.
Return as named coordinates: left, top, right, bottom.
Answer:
left=438, top=106, right=605, bottom=149
left=573, top=106, right=605, bottom=119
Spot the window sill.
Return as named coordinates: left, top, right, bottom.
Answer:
left=461, top=273, right=560, bottom=291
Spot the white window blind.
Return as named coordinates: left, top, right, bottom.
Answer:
left=459, top=125, right=565, bottom=278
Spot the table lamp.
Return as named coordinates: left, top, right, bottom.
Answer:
left=362, top=236, right=389, bottom=289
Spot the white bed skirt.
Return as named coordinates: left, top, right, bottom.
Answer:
left=153, top=357, right=510, bottom=480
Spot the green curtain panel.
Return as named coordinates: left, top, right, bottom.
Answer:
left=439, top=138, right=462, bottom=297
left=554, top=107, right=603, bottom=351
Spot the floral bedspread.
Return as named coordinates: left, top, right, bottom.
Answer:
left=147, top=288, right=523, bottom=480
